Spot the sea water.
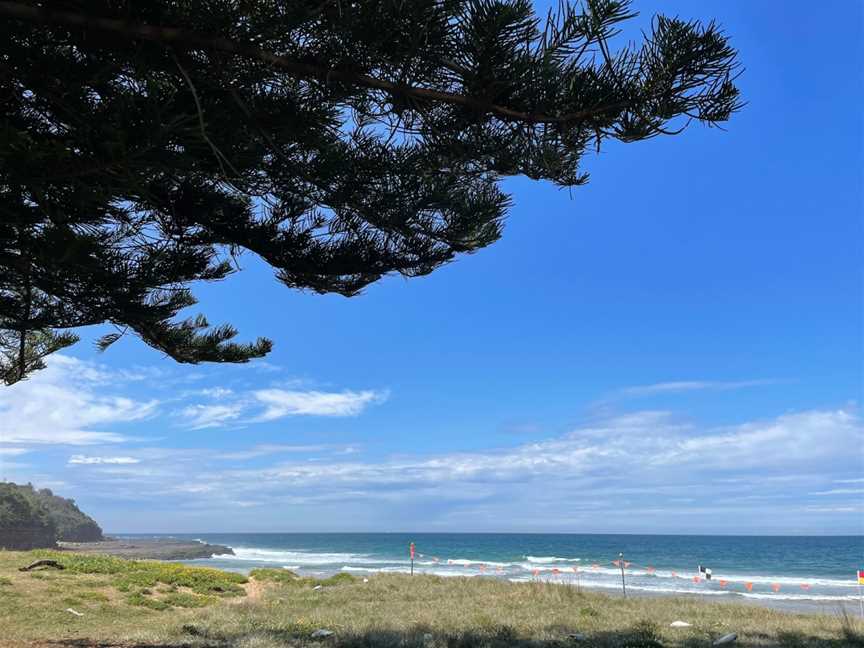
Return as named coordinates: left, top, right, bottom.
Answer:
left=117, top=533, right=863, bottom=614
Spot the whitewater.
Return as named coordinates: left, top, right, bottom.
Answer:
left=119, top=532, right=862, bottom=614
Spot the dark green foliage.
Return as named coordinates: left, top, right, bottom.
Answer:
left=0, top=1, right=741, bottom=383
left=0, top=483, right=57, bottom=549
left=27, top=486, right=103, bottom=542
left=126, top=591, right=171, bottom=610
left=0, top=483, right=102, bottom=545
left=620, top=621, right=663, bottom=648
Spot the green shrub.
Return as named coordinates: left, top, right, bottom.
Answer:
left=29, top=550, right=246, bottom=596
left=250, top=568, right=301, bottom=584
left=320, top=572, right=357, bottom=586
left=162, top=592, right=213, bottom=608
left=126, top=592, right=169, bottom=610
left=250, top=568, right=357, bottom=588
left=621, top=621, right=663, bottom=648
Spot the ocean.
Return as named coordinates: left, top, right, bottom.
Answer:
left=118, top=533, right=863, bottom=614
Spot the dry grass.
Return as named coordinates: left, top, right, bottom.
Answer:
left=0, top=550, right=861, bottom=648
left=178, top=574, right=863, bottom=648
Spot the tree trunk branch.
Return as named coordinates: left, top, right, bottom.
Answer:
left=0, top=0, right=629, bottom=125
left=19, top=559, right=65, bottom=572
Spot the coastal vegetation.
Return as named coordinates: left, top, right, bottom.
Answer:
left=19, top=484, right=103, bottom=542
left=0, top=550, right=860, bottom=648
left=0, top=484, right=56, bottom=549
left=0, top=482, right=103, bottom=549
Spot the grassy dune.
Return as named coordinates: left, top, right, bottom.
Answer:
left=0, top=550, right=861, bottom=648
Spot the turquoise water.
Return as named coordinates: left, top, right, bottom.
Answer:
left=120, top=533, right=863, bottom=610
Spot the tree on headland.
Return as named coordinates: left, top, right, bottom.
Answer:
left=0, top=482, right=103, bottom=548
left=0, top=0, right=741, bottom=384
left=0, top=483, right=57, bottom=549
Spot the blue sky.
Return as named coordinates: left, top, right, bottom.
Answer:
left=1, top=0, right=861, bottom=535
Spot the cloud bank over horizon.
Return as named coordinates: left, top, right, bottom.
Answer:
left=0, top=354, right=860, bottom=535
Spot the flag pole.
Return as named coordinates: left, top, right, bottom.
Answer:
left=858, top=577, right=863, bottom=619
left=409, top=542, right=415, bottom=576
left=856, top=569, right=864, bottom=619
left=619, top=552, right=627, bottom=598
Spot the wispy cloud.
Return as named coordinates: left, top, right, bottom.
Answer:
left=215, top=444, right=346, bottom=460
left=179, top=403, right=245, bottom=430
left=0, top=448, right=29, bottom=456
left=62, top=407, right=860, bottom=533
left=803, top=505, right=863, bottom=513
left=0, top=355, right=157, bottom=445
left=222, top=409, right=857, bottom=491
left=4, top=355, right=857, bottom=533
left=617, top=379, right=776, bottom=398
left=196, top=388, right=234, bottom=399
left=809, top=488, right=864, bottom=496
left=69, top=455, right=141, bottom=465
left=253, top=389, right=387, bottom=420
left=176, top=387, right=387, bottom=429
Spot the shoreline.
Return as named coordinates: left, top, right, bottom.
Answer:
left=190, top=556, right=861, bottom=618
left=58, top=535, right=863, bottom=618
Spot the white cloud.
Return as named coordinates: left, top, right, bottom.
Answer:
left=253, top=388, right=387, bottom=420
left=68, top=455, right=141, bottom=465
left=69, top=408, right=855, bottom=514
left=809, top=488, right=864, bottom=496
left=215, top=444, right=338, bottom=460
left=0, top=355, right=158, bottom=445
left=0, top=448, right=29, bottom=456
left=803, top=505, right=863, bottom=513
left=652, top=409, right=861, bottom=470
left=174, top=386, right=387, bottom=429
left=180, top=403, right=245, bottom=430
left=12, top=394, right=858, bottom=533
left=618, top=379, right=775, bottom=398
left=193, top=409, right=861, bottom=502
left=197, top=387, right=234, bottom=398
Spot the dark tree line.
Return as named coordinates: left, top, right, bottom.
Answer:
left=0, top=482, right=103, bottom=549
left=0, top=0, right=741, bottom=383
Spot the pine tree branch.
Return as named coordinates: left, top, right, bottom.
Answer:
left=0, top=0, right=630, bottom=126
left=170, top=51, right=239, bottom=181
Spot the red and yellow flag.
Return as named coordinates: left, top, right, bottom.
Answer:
left=858, top=569, right=864, bottom=585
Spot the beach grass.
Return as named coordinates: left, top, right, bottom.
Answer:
left=0, top=550, right=862, bottom=648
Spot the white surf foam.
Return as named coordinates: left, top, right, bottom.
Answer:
left=739, top=592, right=860, bottom=602
left=700, top=573, right=858, bottom=588
left=222, top=547, right=386, bottom=565
left=341, top=565, right=480, bottom=578
left=207, top=545, right=857, bottom=602
left=445, top=558, right=513, bottom=567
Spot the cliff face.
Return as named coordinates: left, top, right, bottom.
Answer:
left=0, top=482, right=103, bottom=548
left=0, top=483, right=57, bottom=549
